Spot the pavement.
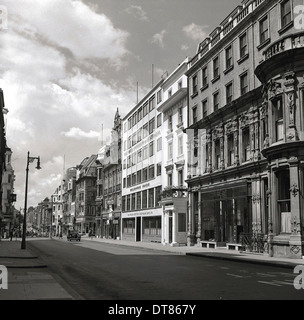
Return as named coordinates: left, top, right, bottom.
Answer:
left=0, top=236, right=303, bottom=300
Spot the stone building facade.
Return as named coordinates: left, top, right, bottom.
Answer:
left=186, top=0, right=304, bottom=258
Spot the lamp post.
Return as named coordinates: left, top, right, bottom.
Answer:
left=21, top=151, right=41, bottom=250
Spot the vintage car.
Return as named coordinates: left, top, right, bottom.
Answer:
left=67, top=230, right=81, bottom=241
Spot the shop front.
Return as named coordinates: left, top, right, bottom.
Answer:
left=200, top=186, right=251, bottom=245
left=121, top=208, right=162, bottom=242
left=101, top=211, right=121, bottom=239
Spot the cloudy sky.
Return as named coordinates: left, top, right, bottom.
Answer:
left=1, top=0, right=241, bottom=210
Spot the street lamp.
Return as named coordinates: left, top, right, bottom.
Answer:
left=21, top=151, right=41, bottom=250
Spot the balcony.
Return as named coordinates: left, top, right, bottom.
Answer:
left=262, top=32, right=304, bottom=62
left=255, top=32, right=304, bottom=83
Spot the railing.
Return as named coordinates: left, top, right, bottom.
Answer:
left=240, top=233, right=266, bottom=253
left=263, top=32, right=304, bottom=61
left=189, top=0, right=266, bottom=69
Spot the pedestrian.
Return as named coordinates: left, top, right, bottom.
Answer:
left=9, top=230, right=13, bottom=241
left=59, top=232, right=62, bottom=239
left=89, top=229, right=93, bottom=240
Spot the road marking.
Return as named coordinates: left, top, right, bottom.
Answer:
left=226, top=273, right=245, bottom=278
left=258, top=281, right=282, bottom=287
left=256, top=273, right=276, bottom=277
left=273, top=280, right=295, bottom=286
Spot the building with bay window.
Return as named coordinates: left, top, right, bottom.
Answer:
left=96, top=109, right=122, bottom=240
left=186, top=0, right=304, bottom=259
left=75, top=154, right=97, bottom=234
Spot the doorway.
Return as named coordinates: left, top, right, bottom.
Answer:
left=136, top=217, right=141, bottom=241
left=169, top=213, right=173, bottom=244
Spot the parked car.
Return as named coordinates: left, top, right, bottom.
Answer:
left=67, top=231, right=81, bottom=241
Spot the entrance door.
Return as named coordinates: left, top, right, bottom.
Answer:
left=136, top=217, right=141, bottom=241
left=169, top=215, right=173, bottom=244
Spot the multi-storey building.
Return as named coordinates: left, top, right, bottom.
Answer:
left=121, top=79, right=164, bottom=242
left=1, top=146, right=15, bottom=236
left=51, top=184, right=64, bottom=236
left=75, top=155, right=97, bottom=233
left=157, top=58, right=189, bottom=246
left=62, top=167, right=76, bottom=231
left=186, top=0, right=304, bottom=259
left=96, top=109, right=122, bottom=239
left=37, top=197, right=52, bottom=236
left=0, top=89, right=7, bottom=238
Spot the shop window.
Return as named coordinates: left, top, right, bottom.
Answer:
left=277, top=170, right=291, bottom=233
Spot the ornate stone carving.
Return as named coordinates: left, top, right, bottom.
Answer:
left=239, top=112, right=249, bottom=129
left=290, top=183, right=299, bottom=197
left=268, top=79, right=282, bottom=99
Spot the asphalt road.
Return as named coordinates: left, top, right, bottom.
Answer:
left=28, top=238, right=304, bottom=301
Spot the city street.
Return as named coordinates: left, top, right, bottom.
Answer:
left=27, top=238, right=304, bottom=300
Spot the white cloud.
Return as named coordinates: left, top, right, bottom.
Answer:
left=183, top=23, right=209, bottom=41
left=151, top=30, right=166, bottom=48
left=61, top=127, right=100, bottom=140
left=181, top=44, right=189, bottom=51
left=125, top=5, right=149, bottom=21
left=6, top=0, right=130, bottom=65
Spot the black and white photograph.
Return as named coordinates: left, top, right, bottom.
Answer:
left=0, top=0, right=304, bottom=308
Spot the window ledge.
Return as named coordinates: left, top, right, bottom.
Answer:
left=200, top=84, right=209, bottom=92
left=211, top=75, right=220, bottom=84
left=257, top=38, right=271, bottom=51
left=191, top=92, right=198, bottom=99
left=223, top=65, right=234, bottom=75
left=278, top=21, right=294, bottom=35
left=237, top=53, right=249, bottom=65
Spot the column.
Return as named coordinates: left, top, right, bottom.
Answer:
left=288, top=157, right=303, bottom=259
left=284, top=71, right=297, bottom=141
left=187, top=191, right=195, bottom=246
left=232, top=118, right=239, bottom=165
left=172, top=209, right=177, bottom=245
left=206, top=130, right=212, bottom=173
left=196, top=191, right=202, bottom=245
left=266, top=165, right=274, bottom=257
